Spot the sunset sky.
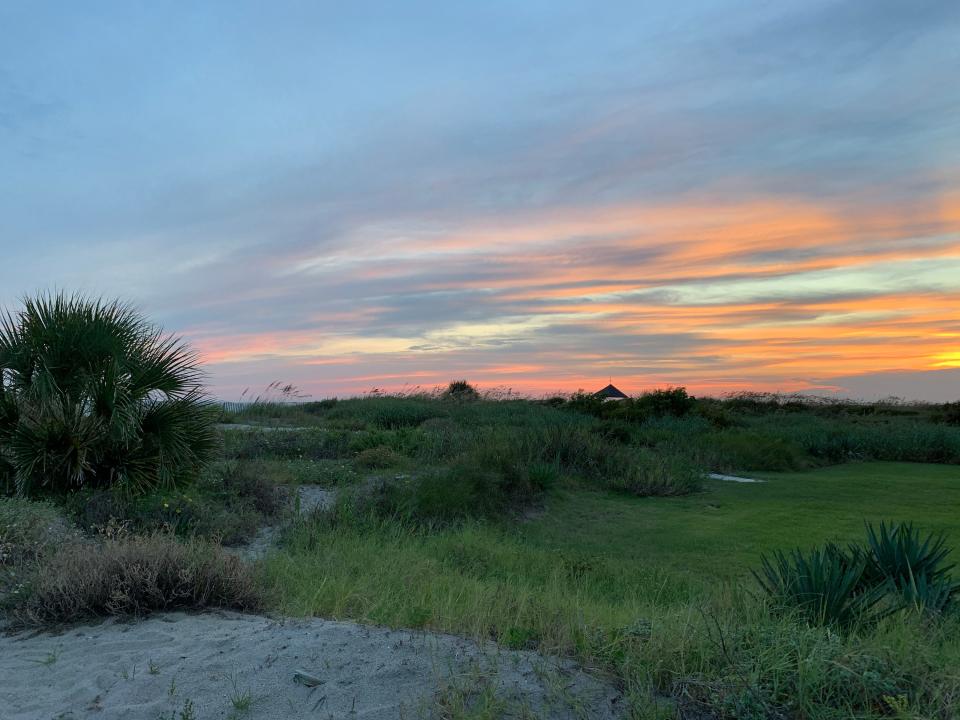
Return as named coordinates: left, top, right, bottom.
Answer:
left=2, top=1, right=960, bottom=400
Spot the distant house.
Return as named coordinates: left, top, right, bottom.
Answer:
left=594, top=383, right=629, bottom=401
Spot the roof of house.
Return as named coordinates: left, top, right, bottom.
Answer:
left=594, top=383, right=629, bottom=400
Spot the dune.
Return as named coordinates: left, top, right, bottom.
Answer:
left=0, top=611, right=622, bottom=719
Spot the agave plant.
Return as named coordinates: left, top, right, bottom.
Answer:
left=0, top=293, right=217, bottom=496
left=753, top=543, right=888, bottom=627
left=860, top=521, right=959, bottom=614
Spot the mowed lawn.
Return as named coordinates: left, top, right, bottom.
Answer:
left=525, top=461, right=960, bottom=583
left=265, top=461, right=960, bottom=639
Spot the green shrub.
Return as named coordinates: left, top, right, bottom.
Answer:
left=322, top=397, right=446, bottom=429
left=662, top=605, right=934, bottom=719
left=703, top=431, right=806, bottom=471
left=753, top=543, right=888, bottom=627
left=526, top=461, right=560, bottom=491
left=938, top=402, right=960, bottom=426
left=442, top=380, right=480, bottom=402
left=602, top=449, right=703, bottom=497
left=590, top=420, right=633, bottom=444
left=860, top=521, right=959, bottom=614
left=224, top=427, right=354, bottom=460
left=634, top=387, right=695, bottom=417
left=353, top=445, right=405, bottom=470
left=62, top=460, right=287, bottom=545
left=8, top=532, right=261, bottom=625
left=1, top=497, right=77, bottom=605
left=370, top=463, right=502, bottom=523
left=0, top=293, right=217, bottom=496
left=755, top=523, right=960, bottom=627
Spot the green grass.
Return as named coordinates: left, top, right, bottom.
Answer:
left=262, top=462, right=960, bottom=717
left=525, top=462, right=960, bottom=581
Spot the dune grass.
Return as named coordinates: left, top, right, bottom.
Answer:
left=262, top=462, right=960, bottom=717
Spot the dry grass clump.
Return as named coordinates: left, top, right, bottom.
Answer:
left=9, top=532, right=261, bottom=626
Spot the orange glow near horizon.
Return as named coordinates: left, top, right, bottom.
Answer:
left=186, top=193, right=960, bottom=400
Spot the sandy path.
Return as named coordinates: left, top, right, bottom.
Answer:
left=0, top=612, right=622, bottom=719
left=228, top=485, right=338, bottom=561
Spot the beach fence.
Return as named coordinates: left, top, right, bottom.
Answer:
left=221, top=401, right=252, bottom=414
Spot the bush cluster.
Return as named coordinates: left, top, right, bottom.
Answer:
left=62, top=460, right=287, bottom=545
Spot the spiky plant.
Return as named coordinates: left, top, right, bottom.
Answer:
left=860, top=521, right=959, bottom=614
left=0, top=293, right=217, bottom=496
left=753, top=543, right=888, bottom=627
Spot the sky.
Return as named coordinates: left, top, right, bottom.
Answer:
left=2, top=1, right=960, bottom=401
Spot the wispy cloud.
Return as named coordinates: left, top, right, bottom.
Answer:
left=1, top=1, right=959, bottom=399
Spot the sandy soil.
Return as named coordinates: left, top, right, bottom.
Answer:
left=707, top=473, right=764, bottom=483
left=0, top=612, right=622, bottom=719
left=227, top=485, right=338, bottom=562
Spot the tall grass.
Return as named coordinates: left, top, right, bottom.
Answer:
left=264, top=514, right=960, bottom=718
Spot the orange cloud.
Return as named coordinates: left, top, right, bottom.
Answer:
left=196, top=191, right=960, bottom=398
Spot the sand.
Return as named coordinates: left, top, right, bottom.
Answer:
left=226, top=485, right=338, bottom=562
left=0, top=611, right=623, bottom=719
left=707, top=473, right=765, bottom=483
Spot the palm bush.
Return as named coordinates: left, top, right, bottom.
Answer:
left=0, top=293, right=216, bottom=496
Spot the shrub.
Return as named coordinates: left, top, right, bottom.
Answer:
left=563, top=391, right=607, bottom=417
left=8, top=532, right=261, bottom=625
left=753, top=543, right=888, bottom=627
left=936, top=402, right=960, bottom=426
left=62, top=461, right=287, bottom=546
left=442, top=380, right=480, bottom=402
left=358, top=446, right=560, bottom=524
left=0, top=497, right=73, bottom=566
left=860, top=521, right=960, bottom=614
left=703, top=431, right=806, bottom=471
left=635, top=387, right=695, bottom=417
left=225, top=427, right=353, bottom=461
left=1, top=497, right=77, bottom=605
left=603, top=449, right=703, bottom=497
left=322, top=397, right=445, bottom=429
left=404, top=465, right=497, bottom=521
left=0, top=293, right=217, bottom=496
left=590, top=420, right=633, bottom=444
left=353, top=445, right=405, bottom=470
left=755, top=523, right=960, bottom=626
left=526, top=461, right=560, bottom=491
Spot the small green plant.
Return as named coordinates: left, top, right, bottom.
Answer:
left=149, top=659, right=161, bottom=675
left=228, top=671, right=253, bottom=714
left=158, top=698, right=195, bottom=720
left=30, top=647, right=61, bottom=667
